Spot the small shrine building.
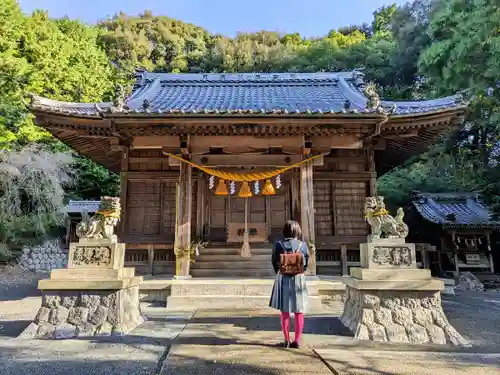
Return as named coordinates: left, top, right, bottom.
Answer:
left=30, top=71, right=467, bottom=277
left=408, top=192, right=500, bottom=277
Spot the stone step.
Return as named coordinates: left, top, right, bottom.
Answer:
left=190, top=268, right=276, bottom=278
left=200, top=247, right=272, bottom=256
left=170, top=281, right=319, bottom=296
left=194, top=254, right=271, bottom=262
left=191, top=261, right=272, bottom=269
left=166, top=295, right=324, bottom=310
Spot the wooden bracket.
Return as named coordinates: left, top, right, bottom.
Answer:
left=303, top=139, right=312, bottom=156
left=180, top=135, right=190, bottom=156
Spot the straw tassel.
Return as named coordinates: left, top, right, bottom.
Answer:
left=241, top=198, right=251, bottom=258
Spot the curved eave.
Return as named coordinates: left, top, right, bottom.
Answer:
left=442, top=224, right=500, bottom=230
left=29, top=95, right=112, bottom=119
left=45, top=128, right=121, bottom=173
left=412, top=202, right=500, bottom=230
left=376, top=107, right=467, bottom=175
left=29, top=104, right=467, bottom=119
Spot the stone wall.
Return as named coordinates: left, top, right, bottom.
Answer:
left=340, top=286, right=470, bottom=346
left=21, top=286, right=144, bottom=339
left=18, top=239, right=67, bottom=272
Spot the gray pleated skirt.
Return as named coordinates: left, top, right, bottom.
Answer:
left=269, top=272, right=309, bottom=313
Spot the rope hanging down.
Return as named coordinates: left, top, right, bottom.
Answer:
left=165, top=152, right=324, bottom=182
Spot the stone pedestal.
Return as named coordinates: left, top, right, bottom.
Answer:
left=340, top=239, right=470, bottom=346
left=21, top=239, right=144, bottom=339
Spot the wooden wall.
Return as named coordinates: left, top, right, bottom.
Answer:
left=119, top=147, right=374, bottom=276
left=313, top=149, right=372, bottom=275
left=122, top=149, right=181, bottom=274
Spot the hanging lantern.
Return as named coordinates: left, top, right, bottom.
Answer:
left=261, top=179, right=276, bottom=196
left=238, top=181, right=253, bottom=198
left=215, top=179, right=229, bottom=196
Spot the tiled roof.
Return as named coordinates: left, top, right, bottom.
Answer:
left=411, top=192, right=500, bottom=228
left=63, top=200, right=101, bottom=214
left=30, top=71, right=466, bottom=117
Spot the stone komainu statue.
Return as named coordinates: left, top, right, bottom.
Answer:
left=364, top=82, right=382, bottom=110
left=364, top=196, right=409, bottom=240
left=76, top=197, right=121, bottom=241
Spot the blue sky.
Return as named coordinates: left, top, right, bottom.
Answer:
left=18, top=0, right=407, bottom=38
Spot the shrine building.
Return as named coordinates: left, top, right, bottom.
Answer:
left=29, top=71, right=467, bottom=278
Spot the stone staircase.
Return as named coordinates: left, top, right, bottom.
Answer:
left=190, top=245, right=275, bottom=278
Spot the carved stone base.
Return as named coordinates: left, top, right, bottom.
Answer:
left=21, top=284, right=144, bottom=339
left=340, top=286, right=470, bottom=346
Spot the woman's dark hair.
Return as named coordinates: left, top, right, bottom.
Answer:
left=282, top=220, right=302, bottom=239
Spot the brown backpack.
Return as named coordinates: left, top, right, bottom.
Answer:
left=279, top=241, right=304, bottom=276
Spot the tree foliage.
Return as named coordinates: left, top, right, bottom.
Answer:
left=0, top=145, right=76, bottom=250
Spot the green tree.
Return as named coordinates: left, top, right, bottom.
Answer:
left=0, top=145, right=76, bottom=250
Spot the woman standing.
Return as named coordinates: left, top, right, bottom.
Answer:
left=269, top=220, right=309, bottom=348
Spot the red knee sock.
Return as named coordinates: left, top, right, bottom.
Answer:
left=280, top=312, right=291, bottom=342
left=294, top=313, right=304, bottom=343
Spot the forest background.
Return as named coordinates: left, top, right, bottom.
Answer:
left=0, top=0, right=499, bottom=253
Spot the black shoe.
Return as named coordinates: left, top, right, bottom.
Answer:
left=289, top=341, right=300, bottom=349
left=279, top=341, right=290, bottom=348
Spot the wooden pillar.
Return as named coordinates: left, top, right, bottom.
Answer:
left=422, top=244, right=430, bottom=270
left=118, top=147, right=129, bottom=240
left=175, top=162, right=193, bottom=278
left=451, top=231, right=460, bottom=276
left=366, top=147, right=377, bottom=196
left=147, top=244, right=154, bottom=276
left=290, top=173, right=300, bottom=221
left=340, top=244, right=348, bottom=276
left=486, top=232, right=495, bottom=273
left=196, top=175, right=205, bottom=239
left=300, top=159, right=316, bottom=275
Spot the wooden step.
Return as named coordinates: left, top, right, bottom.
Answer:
left=170, top=281, right=319, bottom=296
left=190, top=268, right=276, bottom=278
left=194, top=254, right=271, bottom=262
left=191, top=261, right=272, bottom=269
left=200, top=247, right=272, bottom=256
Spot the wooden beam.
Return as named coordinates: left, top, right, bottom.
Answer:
left=189, top=135, right=305, bottom=154
left=169, top=154, right=303, bottom=167
left=132, top=135, right=179, bottom=149
left=309, top=135, right=363, bottom=150
left=313, top=171, right=376, bottom=180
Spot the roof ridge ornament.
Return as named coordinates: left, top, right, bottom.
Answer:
left=142, top=98, right=151, bottom=112
left=351, top=68, right=366, bottom=88
left=455, top=89, right=471, bottom=105
left=364, top=82, right=384, bottom=113
left=110, top=84, right=129, bottom=113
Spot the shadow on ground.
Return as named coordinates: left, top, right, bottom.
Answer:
left=147, top=313, right=353, bottom=338
left=0, top=320, right=31, bottom=338
left=0, top=280, right=41, bottom=301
